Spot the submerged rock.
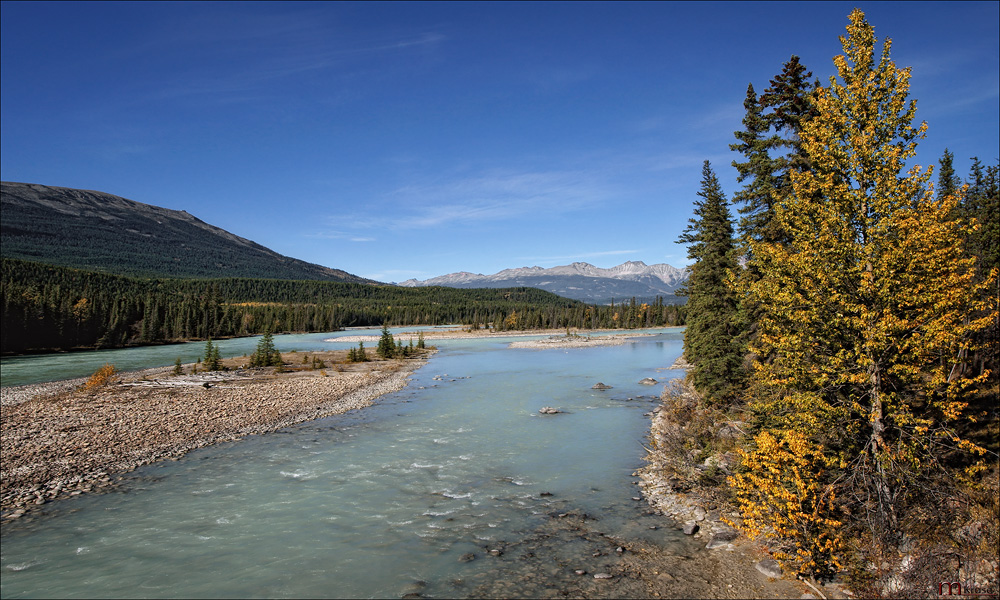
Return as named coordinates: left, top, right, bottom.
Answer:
left=538, top=407, right=563, bottom=414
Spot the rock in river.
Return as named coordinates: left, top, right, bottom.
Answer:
left=592, top=382, right=613, bottom=390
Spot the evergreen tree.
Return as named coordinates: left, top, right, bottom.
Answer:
left=676, top=161, right=744, bottom=404
left=377, top=324, right=396, bottom=359
left=759, top=55, right=818, bottom=179
left=731, top=83, right=783, bottom=246
left=203, top=338, right=222, bottom=371
left=731, top=10, right=995, bottom=578
left=250, top=331, right=281, bottom=367
left=962, top=158, right=1000, bottom=378
left=936, top=148, right=961, bottom=202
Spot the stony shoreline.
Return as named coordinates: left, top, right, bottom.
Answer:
left=633, top=376, right=851, bottom=599
left=1, top=353, right=429, bottom=521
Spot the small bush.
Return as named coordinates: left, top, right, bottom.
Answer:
left=84, top=363, right=117, bottom=390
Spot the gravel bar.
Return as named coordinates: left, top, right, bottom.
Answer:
left=1, top=357, right=429, bottom=521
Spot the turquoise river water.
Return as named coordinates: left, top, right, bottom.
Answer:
left=1, top=328, right=693, bottom=598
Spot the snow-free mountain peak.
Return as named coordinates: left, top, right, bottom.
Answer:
left=399, top=261, right=688, bottom=304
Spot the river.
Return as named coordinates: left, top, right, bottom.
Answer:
left=1, top=328, right=694, bottom=599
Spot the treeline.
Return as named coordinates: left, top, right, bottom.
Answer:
left=489, top=295, right=683, bottom=332
left=676, top=9, right=997, bottom=591
left=1, top=258, right=685, bottom=354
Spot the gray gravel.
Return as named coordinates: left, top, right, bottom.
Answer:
left=1, top=359, right=427, bottom=520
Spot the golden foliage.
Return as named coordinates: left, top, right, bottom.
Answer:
left=83, top=363, right=117, bottom=390
left=729, top=430, right=844, bottom=578
left=730, top=8, right=996, bottom=580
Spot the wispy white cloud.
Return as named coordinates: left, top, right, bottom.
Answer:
left=521, top=65, right=599, bottom=94
left=133, top=8, right=446, bottom=105
left=373, top=168, right=618, bottom=230
left=516, top=249, right=640, bottom=263
left=307, top=230, right=376, bottom=243
left=919, top=78, right=1000, bottom=115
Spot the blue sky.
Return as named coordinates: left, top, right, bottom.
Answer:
left=2, top=2, right=997, bottom=282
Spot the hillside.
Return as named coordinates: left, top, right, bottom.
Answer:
left=400, top=261, right=688, bottom=304
left=0, top=182, right=374, bottom=283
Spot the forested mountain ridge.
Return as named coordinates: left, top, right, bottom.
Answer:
left=1, top=257, right=684, bottom=354
left=1, top=182, right=375, bottom=283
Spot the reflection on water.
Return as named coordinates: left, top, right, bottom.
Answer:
left=1, top=329, right=686, bottom=599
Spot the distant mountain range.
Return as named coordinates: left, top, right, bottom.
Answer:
left=399, top=261, right=688, bottom=304
left=1, top=181, right=375, bottom=283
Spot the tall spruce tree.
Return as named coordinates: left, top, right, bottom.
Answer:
left=760, top=55, right=818, bottom=180
left=677, top=161, right=744, bottom=404
left=936, top=148, right=961, bottom=202
left=731, top=83, right=783, bottom=246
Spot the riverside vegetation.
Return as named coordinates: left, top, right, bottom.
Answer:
left=662, top=10, right=998, bottom=598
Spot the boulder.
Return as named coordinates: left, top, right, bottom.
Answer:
left=592, top=382, right=613, bottom=390
left=638, top=378, right=658, bottom=385
left=538, top=407, right=563, bottom=414
left=755, top=558, right=782, bottom=579
left=706, top=529, right=739, bottom=549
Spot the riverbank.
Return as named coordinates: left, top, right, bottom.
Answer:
left=0, top=350, right=430, bottom=521
left=631, top=376, right=851, bottom=599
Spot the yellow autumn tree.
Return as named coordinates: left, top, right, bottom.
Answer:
left=730, top=9, right=996, bottom=578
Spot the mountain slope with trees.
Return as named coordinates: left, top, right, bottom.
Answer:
left=1, top=182, right=375, bottom=283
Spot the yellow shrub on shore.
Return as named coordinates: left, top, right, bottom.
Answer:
left=83, top=363, right=117, bottom=390
left=728, top=429, right=844, bottom=579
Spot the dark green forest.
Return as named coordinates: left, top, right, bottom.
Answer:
left=1, top=258, right=685, bottom=354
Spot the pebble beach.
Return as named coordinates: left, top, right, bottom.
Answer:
left=0, top=354, right=428, bottom=521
